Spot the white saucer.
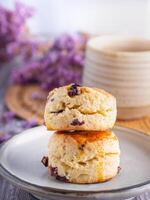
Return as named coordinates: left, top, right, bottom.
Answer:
left=0, top=126, right=150, bottom=200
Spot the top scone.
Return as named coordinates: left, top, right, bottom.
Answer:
left=44, top=84, right=116, bottom=131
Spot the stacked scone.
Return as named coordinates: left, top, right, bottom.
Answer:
left=42, top=84, right=120, bottom=183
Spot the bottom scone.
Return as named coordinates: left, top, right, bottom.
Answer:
left=43, top=130, right=120, bottom=184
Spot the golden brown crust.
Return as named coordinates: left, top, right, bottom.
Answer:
left=55, top=130, right=117, bottom=143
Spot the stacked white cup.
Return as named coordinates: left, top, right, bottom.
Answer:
left=83, top=35, right=150, bottom=120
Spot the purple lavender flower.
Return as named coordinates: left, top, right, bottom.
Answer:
left=11, top=61, right=41, bottom=84
left=53, top=34, right=75, bottom=51
left=21, top=119, right=38, bottom=129
left=11, top=33, right=87, bottom=91
left=31, top=92, right=46, bottom=100
left=0, top=111, right=15, bottom=123
left=0, top=132, right=12, bottom=143
left=0, top=2, right=35, bottom=62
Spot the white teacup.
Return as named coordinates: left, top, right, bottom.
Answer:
left=83, top=36, right=150, bottom=120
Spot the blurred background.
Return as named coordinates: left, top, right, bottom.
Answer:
left=0, top=0, right=149, bottom=36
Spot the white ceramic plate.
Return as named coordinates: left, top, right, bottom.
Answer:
left=0, top=126, right=150, bottom=200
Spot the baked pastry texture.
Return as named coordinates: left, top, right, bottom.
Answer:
left=44, top=84, right=116, bottom=131
left=47, top=130, right=120, bottom=183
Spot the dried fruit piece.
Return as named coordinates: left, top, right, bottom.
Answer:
left=56, top=175, right=69, bottom=182
left=68, top=83, right=80, bottom=97
left=50, top=166, right=69, bottom=182
left=71, top=118, right=85, bottom=126
left=50, top=166, right=58, bottom=176
left=41, top=156, right=48, bottom=167
left=79, top=144, right=85, bottom=150
left=50, top=109, right=64, bottom=114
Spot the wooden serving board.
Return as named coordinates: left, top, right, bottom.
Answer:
left=117, top=119, right=150, bottom=136
left=5, top=84, right=150, bottom=136
left=5, top=84, right=47, bottom=125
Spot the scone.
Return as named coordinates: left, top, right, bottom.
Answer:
left=44, top=84, right=116, bottom=131
left=46, top=130, right=120, bottom=183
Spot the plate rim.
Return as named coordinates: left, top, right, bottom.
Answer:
left=0, top=125, right=150, bottom=197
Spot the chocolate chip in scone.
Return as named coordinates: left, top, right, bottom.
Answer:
left=68, top=83, right=80, bottom=97
left=71, top=118, right=85, bottom=126
left=50, top=98, right=54, bottom=102
left=41, top=156, right=48, bottom=167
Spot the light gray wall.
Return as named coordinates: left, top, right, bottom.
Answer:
left=0, top=0, right=149, bottom=37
